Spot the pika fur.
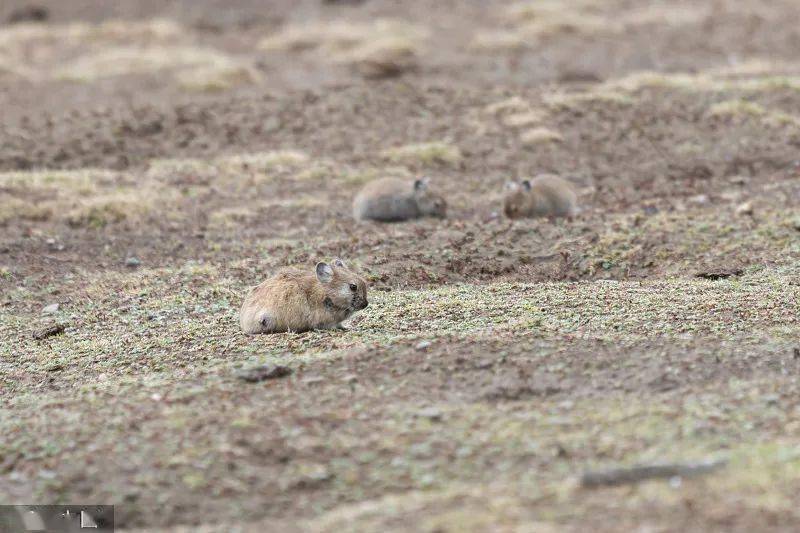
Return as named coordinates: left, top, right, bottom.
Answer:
left=503, top=174, right=579, bottom=219
left=353, top=177, right=447, bottom=222
left=240, top=258, right=368, bottom=334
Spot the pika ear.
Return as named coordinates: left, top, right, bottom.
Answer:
left=521, top=180, right=532, bottom=192
left=333, top=257, right=346, bottom=269
left=316, top=262, right=334, bottom=283
left=414, top=177, right=429, bottom=191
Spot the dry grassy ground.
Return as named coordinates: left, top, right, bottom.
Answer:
left=2, top=0, right=800, bottom=531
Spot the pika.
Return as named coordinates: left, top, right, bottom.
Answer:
left=503, top=174, right=579, bottom=219
left=353, top=177, right=447, bottom=222
left=240, top=258, right=369, bottom=334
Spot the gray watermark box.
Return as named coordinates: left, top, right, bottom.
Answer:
left=0, top=506, right=114, bottom=532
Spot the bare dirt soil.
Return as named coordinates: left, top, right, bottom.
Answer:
left=2, top=0, right=800, bottom=531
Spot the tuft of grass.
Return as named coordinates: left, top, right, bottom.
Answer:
left=620, top=4, right=709, bottom=28
left=0, top=19, right=183, bottom=51
left=65, top=194, right=154, bottom=228
left=146, top=158, right=220, bottom=185
left=604, top=70, right=800, bottom=95
left=83, top=18, right=184, bottom=43
left=148, top=151, right=312, bottom=188
left=502, top=110, right=545, bottom=128
left=0, top=197, right=52, bottom=224
left=484, top=97, right=532, bottom=116
left=175, top=61, right=262, bottom=93
left=259, top=19, right=428, bottom=55
left=709, top=59, right=795, bottom=77
left=0, top=168, right=111, bottom=192
left=216, top=150, right=309, bottom=173
left=259, top=20, right=372, bottom=52
left=208, top=207, right=257, bottom=229
left=381, top=141, right=463, bottom=168
left=469, top=31, right=527, bottom=52
left=260, top=19, right=426, bottom=79
left=265, top=195, right=326, bottom=209
left=298, top=163, right=413, bottom=186
left=0, top=54, right=37, bottom=80
left=603, top=71, right=717, bottom=93
left=763, top=111, right=800, bottom=128
left=734, top=76, right=800, bottom=92
left=216, top=150, right=311, bottom=186
left=0, top=19, right=205, bottom=85
left=520, top=127, right=563, bottom=146
left=506, top=1, right=620, bottom=39
left=519, top=13, right=617, bottom=39
left=339, top=37, right=418, bottom=79
left=708, top=99, right=800, bottom=128
left=544, top=89, right=634, bottom=110
left=55, top=45, right=244, bottom=82
left=708, top=99, right=767, bottom=118
left=505, top=0, right=602, bottom=22
left=0, top=168, right=182, bottom=227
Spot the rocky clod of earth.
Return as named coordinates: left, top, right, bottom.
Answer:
left=235, top=363, right=292, bottom=382
left=694, top=267, right=744, bottom=280
left=32, top=323, right=66, bottom=340
left=580, top=459, right=728, bottom=488
left=6, top=5, right=49, bottom=24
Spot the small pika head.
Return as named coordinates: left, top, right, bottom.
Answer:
left=503, top=180, right=531, bottom=219
left=413, top=178, right=447, bottom=218
left=315, top=258, right=369, bottom=313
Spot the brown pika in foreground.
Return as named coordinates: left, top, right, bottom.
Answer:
left=240, top=258, right=368, bottom=334
left=353, top=177, right=447, bottom=222
left=503, top=174, right=579, bottom=219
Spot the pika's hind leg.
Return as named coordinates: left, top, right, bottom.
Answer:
left=317, top=322, right=346, bottom=331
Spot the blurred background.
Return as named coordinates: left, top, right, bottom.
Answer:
left=3, top=0, right=800, bottom=120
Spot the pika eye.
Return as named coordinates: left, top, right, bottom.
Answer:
left=349, top=283, right=357, bottom=292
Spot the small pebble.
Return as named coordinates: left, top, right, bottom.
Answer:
left=46, top=238, right=64, bottom=251
left=125, top=257, right=142, bottom=267
left=38, top=469, right=56, bottom=480
left=764, top=394, right=780, bottom=406
left=41, top=303, right=59, bottom=315
left=415, top=340, right=432, bottom=351
left=736, top=201, right=754, bottom=216
left=416, top=407, right=443, bottom=421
